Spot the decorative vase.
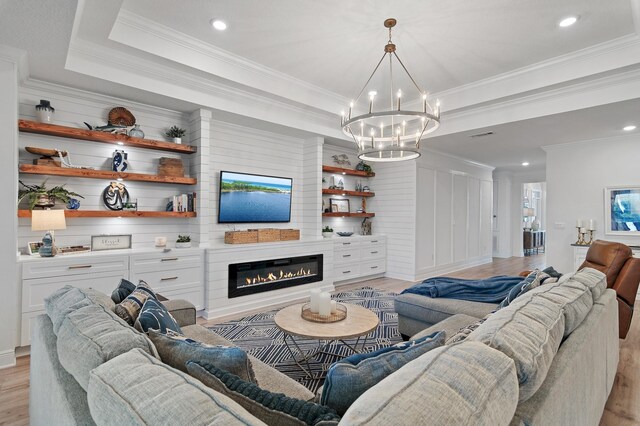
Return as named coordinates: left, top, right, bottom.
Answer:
left=35, top=100, right=55, bottom=123
left=66, top=198, right=81, bottom=210
left=531, top=219, right=541, bottom=231
left=175, top=242, right=191, bottom=248
left=322, top=232, right=333, bottom=238
left=112, top=149, right=129, bottom=172
left=35, top=195, right=55, bottom=208
left=128, top=124, right=145, bottom=138
left=173, top=137, right=182, bottom=144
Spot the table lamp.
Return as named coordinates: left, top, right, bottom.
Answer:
left=31, top=209, right=66, bottom=257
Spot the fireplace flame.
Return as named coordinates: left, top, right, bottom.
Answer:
left=244, top=267, right=314, bottom=286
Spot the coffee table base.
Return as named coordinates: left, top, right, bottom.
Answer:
left=281, top=332, right=371, bottom=379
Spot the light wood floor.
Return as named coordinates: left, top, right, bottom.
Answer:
left=1, top=254, right=637, bottom=425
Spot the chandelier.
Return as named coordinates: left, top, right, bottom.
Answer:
left=340, top=18, right=440, bottom=162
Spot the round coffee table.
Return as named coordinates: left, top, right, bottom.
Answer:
left=274, top=303, right=379, bottom=378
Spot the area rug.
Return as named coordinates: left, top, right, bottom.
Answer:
left=208, top=287, right=402, bottom=393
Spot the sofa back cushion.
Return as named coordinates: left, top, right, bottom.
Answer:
left=56, top=303, right=158, bottom=391
left=88, top=349, right=264, bottom=426
left=569, top=267, right=607, bottom=302
left=340, top=341, right=518, bottom=426
left=468, top=289, right=565, bottom=402
left=45, top=285, right=115, bottom=334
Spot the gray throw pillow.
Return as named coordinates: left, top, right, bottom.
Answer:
left=148, top=329, right=255, bottom=383
left=321, top=331, right=445, bottom=415
left=186, top=361, right=340, bottom=426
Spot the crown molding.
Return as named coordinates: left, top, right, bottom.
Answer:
left=541, top=132, right=639, bottom=152
left=0, top=44, right=29, bottom=83
left=109, top=9, right=347, bottom=113
left=418, top=146, right=495, bottom=172
left=632, top=0, right=640, bottom=35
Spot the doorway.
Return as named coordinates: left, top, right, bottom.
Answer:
left=523, top=182, right=546, bottom=256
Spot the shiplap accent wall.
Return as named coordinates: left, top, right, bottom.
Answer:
left=208, top=120, right=315, bottom=242
left=301, top=137, right=323, bottom=239
left=17, top=81, right=192, bottom=251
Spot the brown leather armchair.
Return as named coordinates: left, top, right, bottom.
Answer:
left=579, top=240, right=640, bottom=338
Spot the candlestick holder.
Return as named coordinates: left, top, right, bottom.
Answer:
left=586, top=229, right=595, bottom=245
left=575, top=227, right=587, bottom=245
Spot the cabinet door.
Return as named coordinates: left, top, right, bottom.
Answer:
left=479, top=180, right=493, bottom=257
left=467, top=178, right=481, bottom=259
left=416, top=167, right=436, bottom=271
left=453, top=174, right=468, bottom=263
left=435, top=171, right=453, bottom=266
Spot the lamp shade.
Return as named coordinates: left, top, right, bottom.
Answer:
left=31, top=210, right=66, bottom=231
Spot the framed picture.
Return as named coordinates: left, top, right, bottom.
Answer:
left=27, top=241, right=43, bottom=256
left=331, top=204, right=338, bottom=212
left=330, top=198, right=350, bottom=213
left=605, top=186, right=640, bottom=235
left=91, top=234, right=132, bottom=251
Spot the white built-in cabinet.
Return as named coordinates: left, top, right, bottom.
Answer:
left=19, top=248, right=204, bottom=346
left=333, top=236, right=386, bottom=283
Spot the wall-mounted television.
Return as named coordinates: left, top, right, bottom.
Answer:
left=218, top=171, right=292, bottom=223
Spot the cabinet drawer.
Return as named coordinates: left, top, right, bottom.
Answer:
left=334, top=264, right=361, bottom=282
left=334, top=247, right=361, bottom=264
left=360, top=259, right=386, bottom=276
left=360, top=246, right=386, bottom=260
left=156, top=286, right=205, bottom=311
left=130, top=267, right=202, bottom=293
left=334, top=240, right=360, bottom=251
left=22, top=271, right=126, bottom=313
left=130, top=251, right=202, bottom=273
left=22, top=255, right=128, bottom=280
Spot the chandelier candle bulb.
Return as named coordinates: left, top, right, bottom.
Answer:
left=318, top=292, right=331, bottom=317
left=309, top=289, right=321, bottom=313
left=397, top=90, right=402, bottom=110
left=423, top=94, right=428, bottom=113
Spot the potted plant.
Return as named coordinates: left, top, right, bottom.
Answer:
left=322, top=226, right=333, bottom=238
left=165, top=126, right=187, bottom=144
left=18, top=180, right=84, bottom=210
left=176, top=235, right=192, bottom=248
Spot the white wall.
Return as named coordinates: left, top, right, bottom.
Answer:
left=546, top=134, right=640, bottom=273
left=17, top=81, right=193, bottom=251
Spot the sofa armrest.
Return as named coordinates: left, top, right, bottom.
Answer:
left=161, top=299, right=197, bottom=327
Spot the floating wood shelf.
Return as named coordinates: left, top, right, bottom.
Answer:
left=322, top=165, right=375, bottom=177
left=322, top=212, right=375, bottom=218
left=18, top=210, right=196, bottom=218
left=322, top=189, right=375, bottom=197
left=19, top=164, right=197, bottom=185
left=18, top=120, right=197, bottom=154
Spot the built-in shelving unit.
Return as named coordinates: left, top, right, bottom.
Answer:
left=19, top=164, right=197, bottom=185
left=322, top=212, right=375, bottom=218
left=322, top=188, right=375, bottom=197
left=322, top=165, right=375, bottom=177
left=18, top=210, right=196, bottom=218
left=18, top=119, right=197, bottom=154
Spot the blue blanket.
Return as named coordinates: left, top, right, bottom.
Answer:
left=401, top=275, right=525, bottom=303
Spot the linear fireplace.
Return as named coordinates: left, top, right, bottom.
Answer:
left=228, top=254, right=323, bottom=298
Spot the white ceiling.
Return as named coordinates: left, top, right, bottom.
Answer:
left=1, top=0, right=639, bottom=175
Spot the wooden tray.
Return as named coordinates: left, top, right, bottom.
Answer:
left=301, top=302, right=347, bottom=323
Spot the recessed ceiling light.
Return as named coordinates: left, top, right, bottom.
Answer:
left=211, top=19, right=227, bottom=31
left=623, top=125, right=636, bottom=131
left=522, top=162, right=530, bottom=167
left=559, top=16, right=578, bottom=28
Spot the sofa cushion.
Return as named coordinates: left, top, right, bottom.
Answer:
left=56, top=303, right=158, bottom=391
left=340, top=341, right=519, bottom=426
left=110, top=278, right=136, bottom=304
left=88, top=349, right=263, bottom=426
left=394, top=293, right=497, bottom=325
left=45, top=285, right=115, bottom=334
left=409, top=313, right=481, bottom=341
left=134, top=298, right=182, bottom=334
left=497, top=270, right=543, bottom=309
left=569, top=267, right=607, bottom=302
left=321, top=331, right=445, bottom=415
left=114, top=280, right=156, bottom=325
left=468, top=290, right=565, bottom=402
left=187, top=361, right=340, bottom=426
left=148, top=329, right=255, bottom=382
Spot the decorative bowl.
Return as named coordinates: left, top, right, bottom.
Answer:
left=337, top=232, right=354, bottom=237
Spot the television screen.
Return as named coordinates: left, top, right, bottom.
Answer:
left=218, top=171, right=292, bottom=223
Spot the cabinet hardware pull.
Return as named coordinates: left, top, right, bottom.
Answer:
left=161, top=258, right=178, bottom=262
left=371, top=251, right=378, bottom=254
left=343, top=270, right=351, bottom=274
left=161, top=276, right=178, bottom=281
left=371, top=240, right=378, bottom=243
left=68, top=265, right=92, bottom=269
left=343, top=243, right=351, bottom=245
left=371, top=266, right=378, bottom=269
left=343, top=254, right=351, bottom=257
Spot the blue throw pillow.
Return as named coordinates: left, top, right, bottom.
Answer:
left=110, top=278, right=136, bottom=304
left=497, top=270, right=543, bottom=309
left=186, top=361, right=340, bottom=426
left=147, top=329, right=255, bottom=383
left=320, top=331, right=445, bottom=415
left=134, top=298, right=182, bottom=334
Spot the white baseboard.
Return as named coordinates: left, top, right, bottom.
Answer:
left=0, top=349, right=16, bottom=370
left=334, top=273, right=386, bottom=287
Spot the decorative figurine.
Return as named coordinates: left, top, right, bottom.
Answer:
left=332, top=154, right=351, bottom=166
left=35, top=100, right=55, bottom=123
left=361, top=218, right=372, bottom=235
left=361, top=197, right=367, bottom=213
left=102, top=181, right=130, bottom=211
left=112, top=149, right=129, bottom=172
left=38, top=232, right=54, bottom=257
left=66, top=198, right=81, bottom=210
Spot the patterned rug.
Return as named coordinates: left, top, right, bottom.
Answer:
left=208, top=287, right=402, bottom=393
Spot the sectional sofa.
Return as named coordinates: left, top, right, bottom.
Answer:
left=31, top=267, right=617, bottom=425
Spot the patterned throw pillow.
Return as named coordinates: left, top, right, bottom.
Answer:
left=186, top=361, right=341, bottom=426
left=110, top=278, right=136, bottom=304
left=114, top=280, right=156, bottom=325
left=148, top=329, right=255, bottom=382
left=134, top=298, right=182, bottom=335
left=320, top=331, right=445, bottom=415
left=497, top=270, right=544, bottom=309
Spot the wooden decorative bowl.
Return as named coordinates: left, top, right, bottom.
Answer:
left=108, top=107, right=136, bottom=126
left=25, top=146, right=67, bottom=157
